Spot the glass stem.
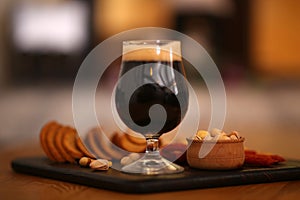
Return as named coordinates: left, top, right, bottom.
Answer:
left=146, top=138, right=159, bottom=155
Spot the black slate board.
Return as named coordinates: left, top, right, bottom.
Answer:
left=11, top=156, right=300, bottom=193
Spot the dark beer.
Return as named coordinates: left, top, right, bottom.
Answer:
left=115, top=52, right=189, bottom=138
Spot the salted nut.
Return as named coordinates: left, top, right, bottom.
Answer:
left=120, top=153, right=141, bottom=166
left=79, top=157, right=93, bottom=167
left=79, top=157, right=112, bottom=171
left=193, top=129, right=242, bottom=141
left=89, top=159, right=112, bottom=171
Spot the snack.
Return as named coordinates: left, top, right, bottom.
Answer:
left=119, top=133, right=146, bottom=153
left=40, top=121, right=57, bottom=161
left=120, top=156, right=134, bottom=166
left=244, top=150, right=285, bottom=167
left=187, top=137, right=245, bottom=170
left=186, top=129, right=245, bottom=170
left=194, top=129, right=242, bottom=141
left=55, top=126, right=76, bottom=163
left=78, top=157, right=112, bottom=171
left=85, top=129, right=112, bottom=160
left=189, top=129, right=286, bottom=169
left=76, top=137, right=96, bottom=159
left=39, top=121, right=94, bottom=163
left=39, top=121, right=286, bottom=171
left=124, top=129, right=146, bottom=146
left=89, top=159, right=112, bottom=171
left=120, top=153, right=141, bottom=166
left=93, top=128, right=124, bottom=160
left=45, top=123, right=66, bottom=162
left=62, top=127, right=84, bottom=159
left=111, top=131, right=122, bottom=147
left=79, top=157, right=94, bottom=167
left=112, top=131, right=146, bottom=153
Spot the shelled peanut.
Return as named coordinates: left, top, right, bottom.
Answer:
left=194, top=128, right=242, bottom=141
left=120, top=153, right=141, bottom=166
left=79, top=157, right=112, bottom=171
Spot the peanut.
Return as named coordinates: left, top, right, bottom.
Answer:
left=196, top=130, right=209, bottom=139
left=79, top=157, right=93, bottom=167
left=193, top=129, right=242, bottom=142
left=220, top=135, right=231, bottom=140
left=129, top=153, right=140, bottom=161
left=195, top=135, right=202, bottom=141
left=211, top=128, right=222, bottom=137
left=120, top=153, right=141, bottom=166
left=229, top=131, right=240, bottom=138
left=120, top=156, right=133, bottom=166
left=89, top=159, right=112, bottom=171
left=230, top=134, right=238, bottom=140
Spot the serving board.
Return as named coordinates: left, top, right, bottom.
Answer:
left=11, top=156, right=300, bottom=194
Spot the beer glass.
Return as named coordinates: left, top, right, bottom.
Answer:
left=115, top=40, right=189, bottom=174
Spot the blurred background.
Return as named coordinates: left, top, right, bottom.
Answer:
left=0, top=0, right=299, bottom=158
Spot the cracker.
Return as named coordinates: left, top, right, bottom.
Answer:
left=76, top=136, right=96, bottom=159
left=85, top=129, right=111, bottom=160
left=40, top=121, right=57, bottom=161
left=124, top=129, right=146, bottom=145
left=111, top=131, right=121, bottom=147
left=62, top=127, right=84, bottom=159
left=83, top=132, right=98, bottom=158
left=110, top=131, right=129, bottom=154
left=45, top=123, right=66, bottom=162
left=55, top=126, right=76, bottom=163
left=93, top=128, right=125, bottom=160
left=119, top=133, right=146, bottom=153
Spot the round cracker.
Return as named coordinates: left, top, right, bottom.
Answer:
left=76, top=137, right=96, bottom=159
left=40, top=121, right=57, bottom=161
left=83, top=131, right=99, bottom=158
left=110, top=131, right=129, bottom=159
left=119, top=133, right=146, bottom=153
left=93, top=128, right=124, bottom=160
left=62, top=127, right=84, bottom=159
left=45, top=123, right=66, bottom=162
left=111, top=132, right=121, bottom=147
left=55, top=126, right=76, bottom=163
left=124, top=129, right=146, bottom=145
left=85, top=129, right=111, bottom=160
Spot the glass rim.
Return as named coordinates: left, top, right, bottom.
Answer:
left=123, top=40, right=180, bottom=46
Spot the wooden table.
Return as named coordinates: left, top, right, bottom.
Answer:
left=1, top=142, right=300, bottom=200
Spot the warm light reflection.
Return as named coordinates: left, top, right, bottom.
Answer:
left=94, top=0, right=174, bottom=40
left=156, top=46, right=161, bottom=55
left=12, top=1, right=88, bottom=53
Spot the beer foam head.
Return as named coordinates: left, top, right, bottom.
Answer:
left=122, top=40, right=182, bottom=61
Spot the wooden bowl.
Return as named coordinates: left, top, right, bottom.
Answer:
left=186, top=138, right=245, bottom=170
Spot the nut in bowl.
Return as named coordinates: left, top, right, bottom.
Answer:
left=186, top=129, right=245, bottom=170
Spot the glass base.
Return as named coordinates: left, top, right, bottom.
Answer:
left=121, top=152, right=184, bottom=175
